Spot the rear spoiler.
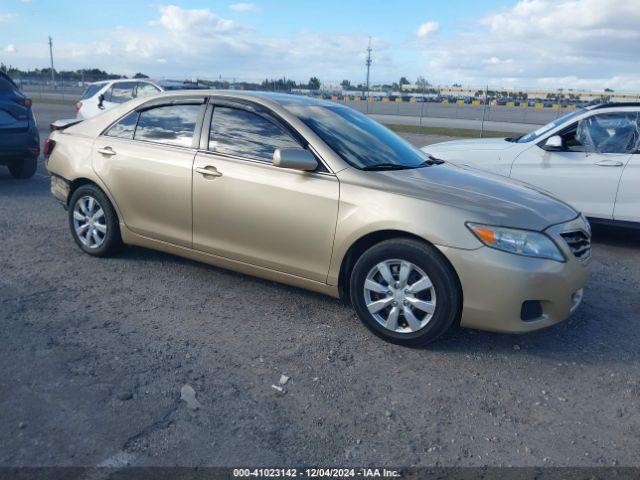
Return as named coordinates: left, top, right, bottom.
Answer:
left=50, top=118, right=83, bottom=132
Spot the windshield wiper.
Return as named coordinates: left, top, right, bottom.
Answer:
left=361, top=163, right=413, bottom=171
left=505, top=135, right=523, bottom=142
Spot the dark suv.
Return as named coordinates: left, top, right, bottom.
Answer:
left=0, top=72, right=39, bottom=178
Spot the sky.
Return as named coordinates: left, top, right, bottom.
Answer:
left=1, top=0, right=639, bottom=91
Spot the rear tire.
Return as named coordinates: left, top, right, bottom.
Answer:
left=350, top=238, right=462, bottom=346
left=8, top=155, right=37, bottom=179
left=68, top=184, right=124, bottom=257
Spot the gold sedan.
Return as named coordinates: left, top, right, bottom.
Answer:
left=46, top=91, right=590, bottom=345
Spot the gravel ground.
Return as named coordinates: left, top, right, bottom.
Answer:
left=0, top=104, right=639, bottom=468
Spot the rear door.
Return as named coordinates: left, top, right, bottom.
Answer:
left=92, top=98, right=206, bottom=247
left=511, top=112, right=634, bottom=219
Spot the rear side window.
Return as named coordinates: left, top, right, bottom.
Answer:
left=136, top=82, right=161, bottom=99
left=0, top=75, right=18, bottom=94
left=209, top=106, right=300, bottom=162
left=81, top=84, right=105, bottom=100
left=105, top=111, right=139, bottom=139
left=107, top=82, right=136, bottom=104
left=134, top=104, right=201, bottom=147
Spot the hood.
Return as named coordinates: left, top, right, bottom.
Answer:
left=422, top=137, right=519, bottom=153
left=376, top=163, right=577, bottom=231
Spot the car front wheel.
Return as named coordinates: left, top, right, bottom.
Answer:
left=350, top=239, right=462, bottom=346
left=68, top=184, right=123, bottom=257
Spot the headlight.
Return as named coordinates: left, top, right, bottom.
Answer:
left=466, top=223, right=565, bottom=262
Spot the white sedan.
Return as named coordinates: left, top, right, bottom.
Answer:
left=75, top=79, right=163, bottom=119
left=422, top=103, right=640, bottom=226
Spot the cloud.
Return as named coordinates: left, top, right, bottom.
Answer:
left=416, top=21, right=439, bottom=39
left=4, top=44, right=17, bottom=53
left=0, top=12, right=17, bottom=22
left=156, top=5, right=240, bottom=35
left=418, top=0, right=640, bottom=89
left=229, top=3, right=260, bottom=12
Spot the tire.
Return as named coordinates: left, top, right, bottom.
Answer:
left=68, top=184, right=124, bottom=257
left=8, top=155, right=37, bottom=179
left=349, top=238, right=462, bottom=346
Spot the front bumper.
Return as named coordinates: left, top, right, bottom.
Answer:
left=440, top=217, right=591, bottom=333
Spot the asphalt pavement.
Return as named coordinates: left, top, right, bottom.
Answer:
left=0, top=104, right=639, bottom=468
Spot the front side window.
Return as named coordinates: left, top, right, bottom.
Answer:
left=108, top=82, right=136, bottom=104
left=136, top=82, right=161, bottom=99
left=105, top=111, right=139, bottom=139
left=134, top=104, right=201, bottom=147
left=81, top=83, right=106, bottom=100
left=209, top=107, right=300, bottom=163
left=576, top=112, right=639, bottom=154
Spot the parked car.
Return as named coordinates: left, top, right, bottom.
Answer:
left=0, top=72, right=39, bottom=179
left=422, top=103, right=640, bottom=227
left=45, top=91, right=589, bottom=346
left=76, top=79, right=163, bottom=119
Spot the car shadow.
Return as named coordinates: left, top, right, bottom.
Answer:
left=591, top=222, right=640, bottom=248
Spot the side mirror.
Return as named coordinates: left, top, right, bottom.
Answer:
left=98, top=94, right=105, bottom=109
left=542, top=135, right=563, bottom=151
left=273, top=148, right=318, bottom=171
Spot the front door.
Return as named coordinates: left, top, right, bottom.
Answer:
left=511, top=112, right=635, bottom=219
left=192, top=104, right=339, bottom=282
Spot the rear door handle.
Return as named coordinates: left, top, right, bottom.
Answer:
left=97, top=147, right=116, bottom=156
left=595, top=159, right=624, bottom=167
left=195, top=166, right=222, bottom=177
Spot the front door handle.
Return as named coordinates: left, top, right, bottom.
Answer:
left=595, top=159, right=624, bottom=167
left=97, top=147, right=116, bottom=156
left=195, top=166, right=222, bottom=177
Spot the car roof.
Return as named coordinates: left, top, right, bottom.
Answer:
left=143, top=89, right=337, bottom=109
left=587, top=102, right=640, bottom=110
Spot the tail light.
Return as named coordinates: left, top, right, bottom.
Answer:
left=75, top=101, right=83, bottom=111
left=15, top=97, right=32, bottom=107
left=43, top=138, right=56, bottom=157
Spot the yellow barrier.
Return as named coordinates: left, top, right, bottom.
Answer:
left=382, top=97, right=389, bottom=103
left=395, top=98, right=403, bottom=103
left=520, top=102, right=528, bottom=107
left=442, top=99, right=449, bottom=104
left=552, top=104, right=561, bottom=109
left=456, top=99, right=465, bottom=105
left=331, top=95, right=338, bottom=101
left=472, top=100, right=480, bottom=105
left=409, top=97, right=416, bottom=103
left=534, top=103, right=544, bottom=109
left=506, top=101, right=515, bottom=107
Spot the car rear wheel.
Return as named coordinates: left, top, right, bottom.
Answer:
left=8, top=155, right=37, bottom=179
left=68, top=184, right=123, bottom=257
left=350, top=239, right=462, bottom=346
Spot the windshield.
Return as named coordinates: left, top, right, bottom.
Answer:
left=81, top=83, right=106, bottom=100
left=287, top=104, right=430, bottom=169
left=517, top=108, right=586, bottom=143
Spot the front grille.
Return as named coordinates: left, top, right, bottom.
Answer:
left=560, top=230, right=591, bottom=261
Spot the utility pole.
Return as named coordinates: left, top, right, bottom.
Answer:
left=365, top=36, right=372, bottom=98
left=48, top=36, right=56, bottom=88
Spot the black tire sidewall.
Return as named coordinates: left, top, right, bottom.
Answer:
left=350, top=239, right=461, bottom=346
left=8, top=155, right=37, bottom=179
left=68, top=185, right=122, bottom=257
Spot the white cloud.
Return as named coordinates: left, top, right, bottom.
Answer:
left=419, top=0, right=640, bottom=89
left=156, top=5, right=239, bottom=35
left=416, top=21, right=439, bottom=39
left=0, top=12, right=17, bottom=22
left=229, top=3, right=260, bottom=12
left=4, top=44, right=17, bottom=53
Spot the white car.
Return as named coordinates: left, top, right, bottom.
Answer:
left=422, top=103, right=640, bottom=226
left=75, top=79, right=163, bottom=119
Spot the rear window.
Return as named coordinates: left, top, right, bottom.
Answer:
left=134, top=104, right=201, bottom=147
left=81, top=84, right=105, bottom=100
left=0, top=74, right=18, bottom=94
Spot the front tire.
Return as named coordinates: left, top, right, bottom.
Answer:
left=350, top=239, right=462, bottom=346
left=68, top=184, right=123, bottom=257
left=8, top=155, right=37, bottom=179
